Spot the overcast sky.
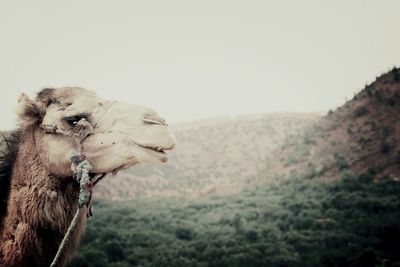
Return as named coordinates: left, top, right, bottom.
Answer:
left=0, top=0, right=399, bottom=129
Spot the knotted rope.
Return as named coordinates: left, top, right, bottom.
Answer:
left=50, top=153, right=93, bottom=267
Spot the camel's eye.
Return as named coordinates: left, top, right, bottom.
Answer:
left=64, top=115, right=87, bottom=127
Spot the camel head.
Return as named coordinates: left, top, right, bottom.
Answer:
left=17, top=87, right=175, bottom=177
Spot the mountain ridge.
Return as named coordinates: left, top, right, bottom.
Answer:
left=270, top=67, right=400, bottom=182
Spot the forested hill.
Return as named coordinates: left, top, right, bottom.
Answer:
left=95, top=113, right=319, bottom=200
left=271, top=67, right=400, bottom=182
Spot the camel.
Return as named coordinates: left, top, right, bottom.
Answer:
left=0, top=87, right=176, bottom=267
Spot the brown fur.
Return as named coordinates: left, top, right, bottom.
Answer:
left=0, top=131, right=20, bottom=228
left=0, top=126, right=87, bottom=267
left=1, top=87, right=88, bottom=267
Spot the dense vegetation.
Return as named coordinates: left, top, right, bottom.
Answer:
left=69, top=172, right=400, bottom=267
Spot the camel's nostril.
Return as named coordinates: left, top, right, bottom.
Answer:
left=142, top=114, right=168, bottom=126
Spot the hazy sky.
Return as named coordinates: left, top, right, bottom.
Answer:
left=1, top=0, right=399, bottom=129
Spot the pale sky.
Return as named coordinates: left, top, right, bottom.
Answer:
left=1, top=0, right=399, bottom=129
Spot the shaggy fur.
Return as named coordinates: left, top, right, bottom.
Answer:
left=0, top=88, right=88, bottom=267
left=0, top=127, right=87, bottom=267
left=0, top=131, right=20, bottom=229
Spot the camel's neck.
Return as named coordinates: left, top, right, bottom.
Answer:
left=0, top=128, right=86, bottom=267
left=9, top=130, right=74, bottom=196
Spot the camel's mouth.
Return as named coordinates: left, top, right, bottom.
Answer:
left=137, top=143, right=174, bottom=162
left=84, top=142, right=175, bottom=178
left=138, top=145, right=167, bottom=154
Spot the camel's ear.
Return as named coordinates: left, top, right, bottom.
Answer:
left=17, top=93, right=44, bottom=125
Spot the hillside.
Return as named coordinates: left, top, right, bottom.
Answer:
left=71, top=68, right=400, bottom=267
left=272, top=67, right=400, bottom=181
left=95, top=113, right=319, bottom=200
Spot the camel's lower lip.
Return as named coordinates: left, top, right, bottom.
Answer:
left=147, top=147, right=166, bottom=154
left=144, top=148, right=168, bottom=162
left=137, top=144, right=170, bottom=161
